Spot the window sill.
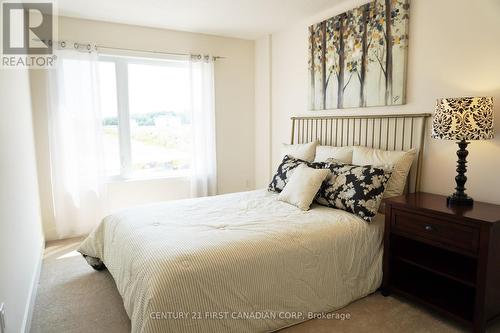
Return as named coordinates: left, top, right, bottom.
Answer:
left=106, top=171, right=190, bottom=183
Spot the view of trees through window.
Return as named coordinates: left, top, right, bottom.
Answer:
left=98, top=57, right=192, bottom=178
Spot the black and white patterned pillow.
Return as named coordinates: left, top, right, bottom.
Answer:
left=315, top=159, right=392, bottom=222
left=268, top=155, right=326, bottom=192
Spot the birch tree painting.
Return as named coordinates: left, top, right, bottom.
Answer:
left=308, top=0, right=410, bottom=110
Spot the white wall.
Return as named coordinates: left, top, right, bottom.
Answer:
left=31, top=17, right=255, bottom=240
left=0, top=69, right=44, bottom=333
left=106, top=177, right=191, bottom=212
left=260, top=0, right=500, bottom=204
left=254, top=35, right=272, bottom=188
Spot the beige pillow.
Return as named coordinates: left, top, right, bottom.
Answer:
left=352, top=146, right=417, bottom=199
left=281, top=141, right=318, bottom=162
left=314, top=146, right=353, bottom=163
left=278, top=164, right=331, bottom=210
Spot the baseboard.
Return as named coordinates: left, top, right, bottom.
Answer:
left=20, top=239, right=44, bottom=333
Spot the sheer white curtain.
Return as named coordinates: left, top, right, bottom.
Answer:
left=189, top=55, right=217, bottom=197
left=48, top=46, right=106, bottom=239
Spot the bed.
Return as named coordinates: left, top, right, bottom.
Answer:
left=79, top=114, right=430, bottom=333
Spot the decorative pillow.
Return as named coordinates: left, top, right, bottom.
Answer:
left=278, top=164, right=331, bottom=211
left=268, top=155, right=325, bottom=192
left=352, top=146, right=417, bottom=199
left=316, top=160, right=392, bottom=222
left=314, top=146, right=354, bottom=163
left=281, top=141, right=318, bottom=162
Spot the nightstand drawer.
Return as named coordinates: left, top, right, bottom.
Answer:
left=391, top=209, right=479, bottom=255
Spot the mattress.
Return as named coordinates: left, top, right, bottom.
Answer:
left=78, top=189, right=384, bottom=333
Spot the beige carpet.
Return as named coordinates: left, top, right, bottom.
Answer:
left=30, top=238, right=500, bottom=333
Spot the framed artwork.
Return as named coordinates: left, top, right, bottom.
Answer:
left=308, top=0, right=410, bottom=110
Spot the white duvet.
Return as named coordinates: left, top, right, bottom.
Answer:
left=78, top=189, right=384, bottom=333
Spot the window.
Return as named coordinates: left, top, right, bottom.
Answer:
left=98, top=55, right=192, bottom=179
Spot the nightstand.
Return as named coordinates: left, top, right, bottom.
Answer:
left=382, top=192, right=500, bottom=333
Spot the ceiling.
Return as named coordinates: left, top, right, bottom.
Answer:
left=57, top=0, right=344, bottom=40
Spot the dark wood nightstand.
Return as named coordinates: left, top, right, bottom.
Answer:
left=382, top=192, right=500, bottom=333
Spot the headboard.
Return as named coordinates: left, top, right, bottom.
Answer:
left=290, top=113, right=431, bottom=193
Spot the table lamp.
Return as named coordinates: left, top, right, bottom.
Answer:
left=431, top=96, right=494, bottom=206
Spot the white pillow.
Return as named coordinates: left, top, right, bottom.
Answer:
left=352, top=146, right=417, bottom=199
left=314, top=146, right=353, bottom=163
left=278, top=164, right=330, bottom=211
left=281, top=141, right=318, bottom=162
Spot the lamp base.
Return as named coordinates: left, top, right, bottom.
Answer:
left=447, top=139, right=474, bottom=207
left=447, top=193, right=474, bottom=206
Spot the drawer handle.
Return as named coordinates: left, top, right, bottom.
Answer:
left=424, top=225, right=434, bottom=231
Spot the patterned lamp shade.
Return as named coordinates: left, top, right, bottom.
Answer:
left=432, top=97, right=494, bottom=140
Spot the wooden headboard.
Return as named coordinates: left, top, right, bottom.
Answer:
left=290, top=113, right=431, bottom=193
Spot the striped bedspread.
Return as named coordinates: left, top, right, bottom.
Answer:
left=78, top=189, right=384, bottom=333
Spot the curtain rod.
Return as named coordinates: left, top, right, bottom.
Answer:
left=97, top=45, right=226, bottom=60
left=33, top=38, right=226, bottom=60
